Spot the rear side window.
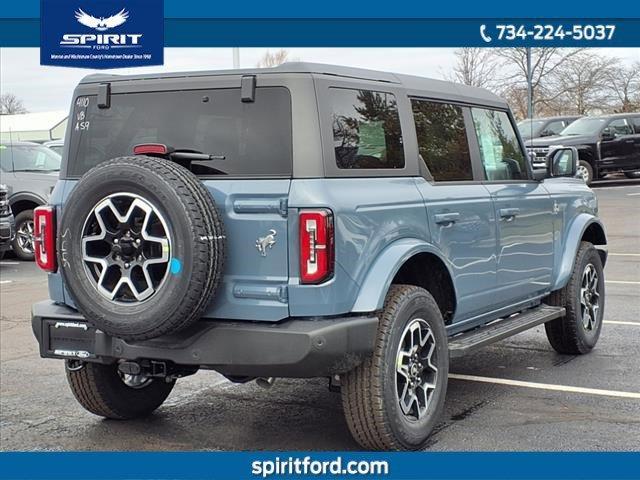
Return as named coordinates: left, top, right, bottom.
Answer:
left=632, top=117, right=640, bottom=134
left=411, top=100, right=473, bottom=182
left=330, top=88, right=404, bottom=170
left=67, top=87, right=292, bottom=178
left=471, top=108, right=528, bottom=181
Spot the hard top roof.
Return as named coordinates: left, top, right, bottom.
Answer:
left=79, top=62, right=506, bottom=107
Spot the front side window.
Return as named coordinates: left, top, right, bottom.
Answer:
left=471, top=108, right=528, bottom=181
left=543, top=120, right=566, bottom=136
left=411, top=100, right=472, bottom=181
left=607, top=118, right=633, bottom=136
left=631, top=117, right=640, bottom=134
left=0, top=145, right=61, bottom=173
left=330, top=88, right=404, bottom=169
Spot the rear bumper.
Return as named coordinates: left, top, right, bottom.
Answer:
left=31, top=301, right=378, bottom=378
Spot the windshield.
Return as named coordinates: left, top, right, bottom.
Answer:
left=0, top=144, right=61, bottom=172
left=67, top=87, right=292, bottom=178
left=561, top=117, right=607, bottom=136
left=517, top=119, right=546, bottom=139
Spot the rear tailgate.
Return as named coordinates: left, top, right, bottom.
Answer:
left=203, top=179, right=291, bottom=321
left=62, top=76, right=296, bottom=321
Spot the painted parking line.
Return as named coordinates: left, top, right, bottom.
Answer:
left=449, top=374, right=640, bottom=399
left=0, top=261, right=20, bottom=265
left=604, top=320, right=640, bottom=326
left=0, top=280, right=13, bottom=285
left=609, top=253, right=640, bottom=257
left=606, top=280, right=640, bottom=285
left=627, top=192, right=640, bottom=196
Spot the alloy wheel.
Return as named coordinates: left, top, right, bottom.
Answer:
left=580, top=263, right=600, bottom=331
left=577, top=164, right=590, bottom=183
left=395, top=318, right=438, bottom=420
left=81, top=193, right=172, bottom=304
left=16, top=219, right=35, bottom=254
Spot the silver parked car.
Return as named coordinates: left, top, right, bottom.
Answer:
left=0, top=142, right=60, bottom=260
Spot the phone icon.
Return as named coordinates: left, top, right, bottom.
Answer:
left=480, top=24, right=492, bottom=43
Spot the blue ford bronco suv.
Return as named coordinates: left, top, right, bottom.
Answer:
left=31, top=63, right=607, bottom=451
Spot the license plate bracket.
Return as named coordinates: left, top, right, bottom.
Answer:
left=44, top=320, right=96, bottom=359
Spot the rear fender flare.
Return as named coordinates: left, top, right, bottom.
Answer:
left=351, top=238, right=455, bottom=313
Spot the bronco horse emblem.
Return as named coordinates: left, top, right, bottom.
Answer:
left=256, top=229, right=277, bottom=257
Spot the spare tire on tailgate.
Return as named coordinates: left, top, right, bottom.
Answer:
left=58, top=156, right=225, bottom=341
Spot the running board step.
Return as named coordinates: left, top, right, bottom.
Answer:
left=448, top=305, right=565, bottom=358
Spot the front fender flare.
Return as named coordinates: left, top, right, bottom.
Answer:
left=351, top=238, right=454, bottom=313
left=9, top=191, right=46, bottom=208
left=552, top=214, right=607, bottom=291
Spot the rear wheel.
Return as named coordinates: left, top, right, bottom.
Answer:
left=66, top=361, right=175, bottom=419
left=341, top=285, right=448, bottom=450
left=545, top=241, right=604, bottom=354
left=12, top=210, right=35, bottom=261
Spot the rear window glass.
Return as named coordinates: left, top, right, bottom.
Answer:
left=67, top=87, right=292, bottom=178
left=330, top=88, right=404, bottom=170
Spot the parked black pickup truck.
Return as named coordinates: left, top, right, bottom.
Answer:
left=527, top=113, right=640, bottom=185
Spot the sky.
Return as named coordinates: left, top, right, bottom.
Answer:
left=1, top=47, right=639, bottom=113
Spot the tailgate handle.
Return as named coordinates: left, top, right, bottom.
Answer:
left=434, top=212, right=460, bottom=226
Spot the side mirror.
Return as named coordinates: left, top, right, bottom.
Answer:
left=546, top=147, right=578, bottom=178
left=601, top=128, right=615, bottom=141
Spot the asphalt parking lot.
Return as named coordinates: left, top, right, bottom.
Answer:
left=1, top=179, right=639, bottom=451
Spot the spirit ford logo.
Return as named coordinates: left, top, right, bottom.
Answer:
left=59, top=8, right=143, bottom=48
left=41, top=0, right=163, bottom=69
left=61, top=34, right=143, bottom=45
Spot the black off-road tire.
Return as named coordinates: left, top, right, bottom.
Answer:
left=545, top=241, right=605, bottom=354
left=58, top=156, right=225, bottom=341
left=12, top=210, right=35, bottom=261
left=66, top=362, right=174, bottom=419
left=341, top=285, right=449, bottom=451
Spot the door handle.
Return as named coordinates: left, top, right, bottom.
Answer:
left=434, top=212, right=460, bottom=225
left=499, top=208, right=520, bottom=221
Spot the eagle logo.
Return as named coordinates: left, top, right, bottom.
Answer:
left=74, top=8, right=129, bottom=31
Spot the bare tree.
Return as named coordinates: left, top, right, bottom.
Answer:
left=606, top=61, right=640, bottom=113
left=493, top=48, right=584, bottom=116
left=449, top=48, right=498, bottom=89
left=0, top=93, right=28, bottom=115
left=256, top=49, right=297, bottom=68
left=544, top=51, right=616, bottom=115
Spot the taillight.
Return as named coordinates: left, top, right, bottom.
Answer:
left=34, top=206, right=56, bottom=273
left=299, top=209, right=334, bottom=284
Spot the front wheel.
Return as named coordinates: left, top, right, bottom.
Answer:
left=576, top=160, right=594, bottom=185
left=545, top=241, right=605, bottom=354
left=66, top=361, right=175, bottom=419
left=341, top=285, right=449, bottom=450
left=12, top=210, right=35, bottom=261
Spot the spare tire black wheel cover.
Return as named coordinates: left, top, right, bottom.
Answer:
left=58, top=156, right=225, bottom=341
